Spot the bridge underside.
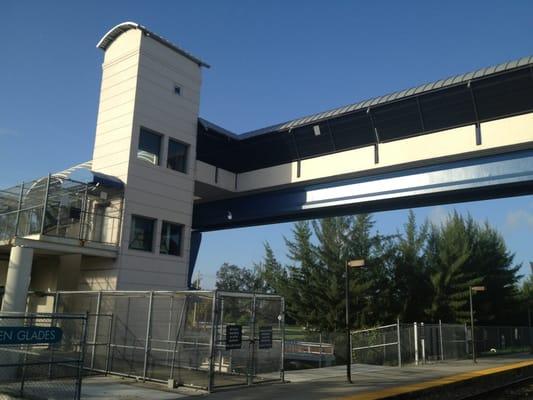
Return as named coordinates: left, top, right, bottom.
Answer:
left=193, top=149, right=533, bottom=231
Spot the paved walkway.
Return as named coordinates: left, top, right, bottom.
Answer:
left=81, top=354, right=533, bottom=400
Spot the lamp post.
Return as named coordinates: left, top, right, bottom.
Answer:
left=469, top=285, right=486, bottom=364
left=346, top=259, right=365, bottom=383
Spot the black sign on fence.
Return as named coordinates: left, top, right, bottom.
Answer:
left=259, top=326, right=273, bottom=349
left=0, top=326, right=63, bottom=345
left=226, top=325, right=242, bottom=350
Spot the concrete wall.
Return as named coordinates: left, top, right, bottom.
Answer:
left=79, top=256, right=117, bottom=290
left=91, top=27, right=203, bottom=290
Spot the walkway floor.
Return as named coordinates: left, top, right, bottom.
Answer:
left=81, top=354, right=533, bottom=400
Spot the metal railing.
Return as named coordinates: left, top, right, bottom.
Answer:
left=0, top=175, right=122, bottom=245
left=351, top=320, right=403, bottom=367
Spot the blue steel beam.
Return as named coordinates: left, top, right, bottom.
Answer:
left=192, top=149, right=533, bottom=231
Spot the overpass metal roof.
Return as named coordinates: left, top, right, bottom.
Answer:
left=205, top=55, right=533, bottom=139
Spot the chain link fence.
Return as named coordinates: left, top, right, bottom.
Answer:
left=350, top=321, right=533, bottom=367
left=40, top=290, right=285, bottom=392
left=351, top=321, right=403, bottom=366
left=0, top=312, right=88, bottom=400
left=284, top=320, right=533, bottom=371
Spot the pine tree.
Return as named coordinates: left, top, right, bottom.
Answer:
left=348, top=214, right=397, bottom=326
left=466, top=221, right=521, bottom=324
left=424, top=212, right=521, bottom=324
left=394, top=210, right=431, bottom=322
left=254, top=242, right=287, bottom=295
left=283, top=221, right=325, bottom=329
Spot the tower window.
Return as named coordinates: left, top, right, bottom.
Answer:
left=160, top=221, right=183, bottom=256
left=138, top=128, right=161, bottom=166
left=174, top=85, right=181, bottom=96
left=129, top=215, right=155, bottom=252
left=167, top=139, right=188, bottom=173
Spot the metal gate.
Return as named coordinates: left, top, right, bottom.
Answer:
left=210, top=291, right=284, bottom=390
left=0, top=312, right=88, bottom=400
left=32, top=290, right=284, bottom=392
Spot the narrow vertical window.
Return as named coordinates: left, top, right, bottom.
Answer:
left=167, top=139, right=188, bottom=173
left=160, top=221, right=183, bottom=256
left=129, top=215, right=155, bottom=252
left=138, top=128, right=162, bottom=165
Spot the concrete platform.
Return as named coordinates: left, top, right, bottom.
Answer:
left=80, top=354, right=533, bottom=400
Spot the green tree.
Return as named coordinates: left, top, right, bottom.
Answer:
left=283, top=221, right=326, bottom=329
left=253, top=242, right=287, bottom=295
left=466, top=221, right=521, bottom=324
left=215, top=263, right=262, bottom=292
left=345, top=214, right=397, bottom=327
left=425, top=212, right=521, bottom=324
left=282, top=215, right=397, bottom=332
left=393, top=210, right=431, bottom=322
left=426, top=213, right=480, bottom=322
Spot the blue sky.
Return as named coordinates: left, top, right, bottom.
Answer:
left=1, top=1, right=532, bottom=288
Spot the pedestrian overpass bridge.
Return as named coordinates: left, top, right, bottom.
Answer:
left=193, top=59, right=533, bottom=231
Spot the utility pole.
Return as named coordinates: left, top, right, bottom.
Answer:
left=469, top=286, right=486, bottom=364
left=345, top=259, right=365, bottom=383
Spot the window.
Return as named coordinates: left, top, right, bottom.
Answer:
left=174, top=85, right=181, bottom=96
left=160, top=221, right=183, bottom=256
left=129, top=215, right=155, bottom=252
left=167, top=139, right=188, bottom=173
left=138, top=128, right=161, bottom=165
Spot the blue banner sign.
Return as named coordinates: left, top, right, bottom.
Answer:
left=0, top=327, right=63, bottom=345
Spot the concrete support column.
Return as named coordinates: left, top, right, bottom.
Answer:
left=1, top=246, right=33, bottom=313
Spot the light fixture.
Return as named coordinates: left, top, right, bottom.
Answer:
left=347, top=259, right=365, bottom=268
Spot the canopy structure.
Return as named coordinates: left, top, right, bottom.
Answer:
left=0, top=162, right=123, bottom=245
left=97, top=21, right=210, bottom=68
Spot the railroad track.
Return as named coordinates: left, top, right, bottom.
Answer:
left=461, top=376, right=533, bottom=399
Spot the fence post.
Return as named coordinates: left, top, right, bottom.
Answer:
left=421, top=322, right=425, bottom=364
left=105, top=314, right=113, bottom=375
left=91, top=291, right=102, bottom=369
left=439, top=320, right=444, bottom=361
left=20, top=315, right=32, bottom=397
left=76, top=312, right=89, bottom=400
left=464, top=323, right=469, bottom=355
left=79, top=183, right=89, bottom=240
left=397, top=318, right=402, bottom=368
left=280, top=297, right=285, bottom=383
left=319, top=332, right=323, bottom=369
left=207, top=291, right=218, bottom=392
left=169, top=295, right=188, bottom=383
left=248, top=293, right=257, bottom=386
left=414, top=322, right=419, bottom=365
left=142, top=291, right=154, bottom=382
left=40, top=174, right=51, bottom=234
left=14, top=182, right=24, bottom=236
left=48, top=292, right=59, bottom=379
left=166, top=295, right=174, bottom=367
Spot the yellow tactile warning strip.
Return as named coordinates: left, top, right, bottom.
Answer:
left=339, top=360, right=533, bottom=400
